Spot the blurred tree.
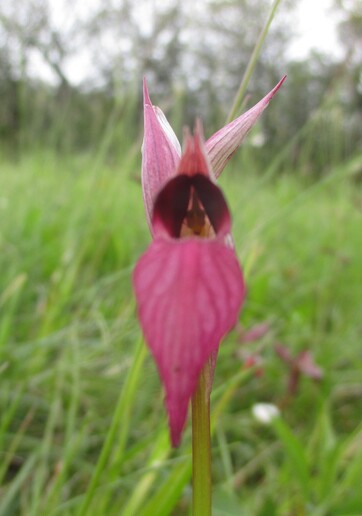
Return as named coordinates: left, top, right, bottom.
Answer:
left=333, top=0, right=362, bottom=143
left=334, top=0, right=362, bottom=64
left=0, top=0, right=75, bottom=89
left=0, top=46, right=19, bottom=145
left=0, top=0, right=360, bottom=168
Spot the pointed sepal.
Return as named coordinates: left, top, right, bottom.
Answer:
left=142, top=79, right=181, bottom=228
left=206, top=76, right=286, bottom=178
left=177, top=120, right=213, bottom=178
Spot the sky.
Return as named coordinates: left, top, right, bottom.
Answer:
left=288, top=0, right=343, bottom=60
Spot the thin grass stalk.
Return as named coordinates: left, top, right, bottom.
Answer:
left=226, top=0, right=283, bottom=123
left=77, top=336, right=147, bottom=516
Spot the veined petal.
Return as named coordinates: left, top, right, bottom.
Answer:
left=206, top=76, right=286, bottom=178
left=133, top=238, right=245, bottom=447
left=177, top=120, right=213, bottom=178
left=142, top=79, right=181, bottom=227
left=154, top=106, right=182, bottom=156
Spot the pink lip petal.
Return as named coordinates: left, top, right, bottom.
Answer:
left=206, top=76, right=286, bottom=178
left=142, top=79, right=181, bottom=228
left=133, top=237, right=246, bottom=446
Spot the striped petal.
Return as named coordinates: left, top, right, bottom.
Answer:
left=177, top=120, right=212, bottom=178
left=206, top=76, right=286, bottom=178
left=133, top=238, right=245, bottom=446
left=142, top=79, right=181, bottom=228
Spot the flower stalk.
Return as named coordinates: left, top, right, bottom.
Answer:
left=192, top=360, right=212, bottom=515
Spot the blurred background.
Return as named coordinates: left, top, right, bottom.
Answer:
left=0, top=1, right=362, bottom=515
left=0, top=0, right=361, bottom=168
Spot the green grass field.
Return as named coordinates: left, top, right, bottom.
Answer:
left=1, top=147, right=362, bottom=515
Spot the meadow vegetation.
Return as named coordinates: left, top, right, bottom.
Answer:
left=0, top=134, right=361, bottom=514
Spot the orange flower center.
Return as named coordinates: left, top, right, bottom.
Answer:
left=180, top=188, right=215, bottom=238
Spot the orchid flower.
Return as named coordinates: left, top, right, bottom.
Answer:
left=133, top=77, right=285, bottom=447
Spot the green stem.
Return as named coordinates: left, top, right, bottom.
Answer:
left=226, top=0, right=283, bottom=124
left=192, top=361, right=212, bottom=515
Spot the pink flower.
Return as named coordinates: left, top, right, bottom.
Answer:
left=275, top=344, right=324, bottom=396
left=238, top=321, right=271, bottom=343
left=133, top=77, right=285, bottom=447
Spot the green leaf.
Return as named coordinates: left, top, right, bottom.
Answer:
left=272, top=417, right=310, bottom=500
